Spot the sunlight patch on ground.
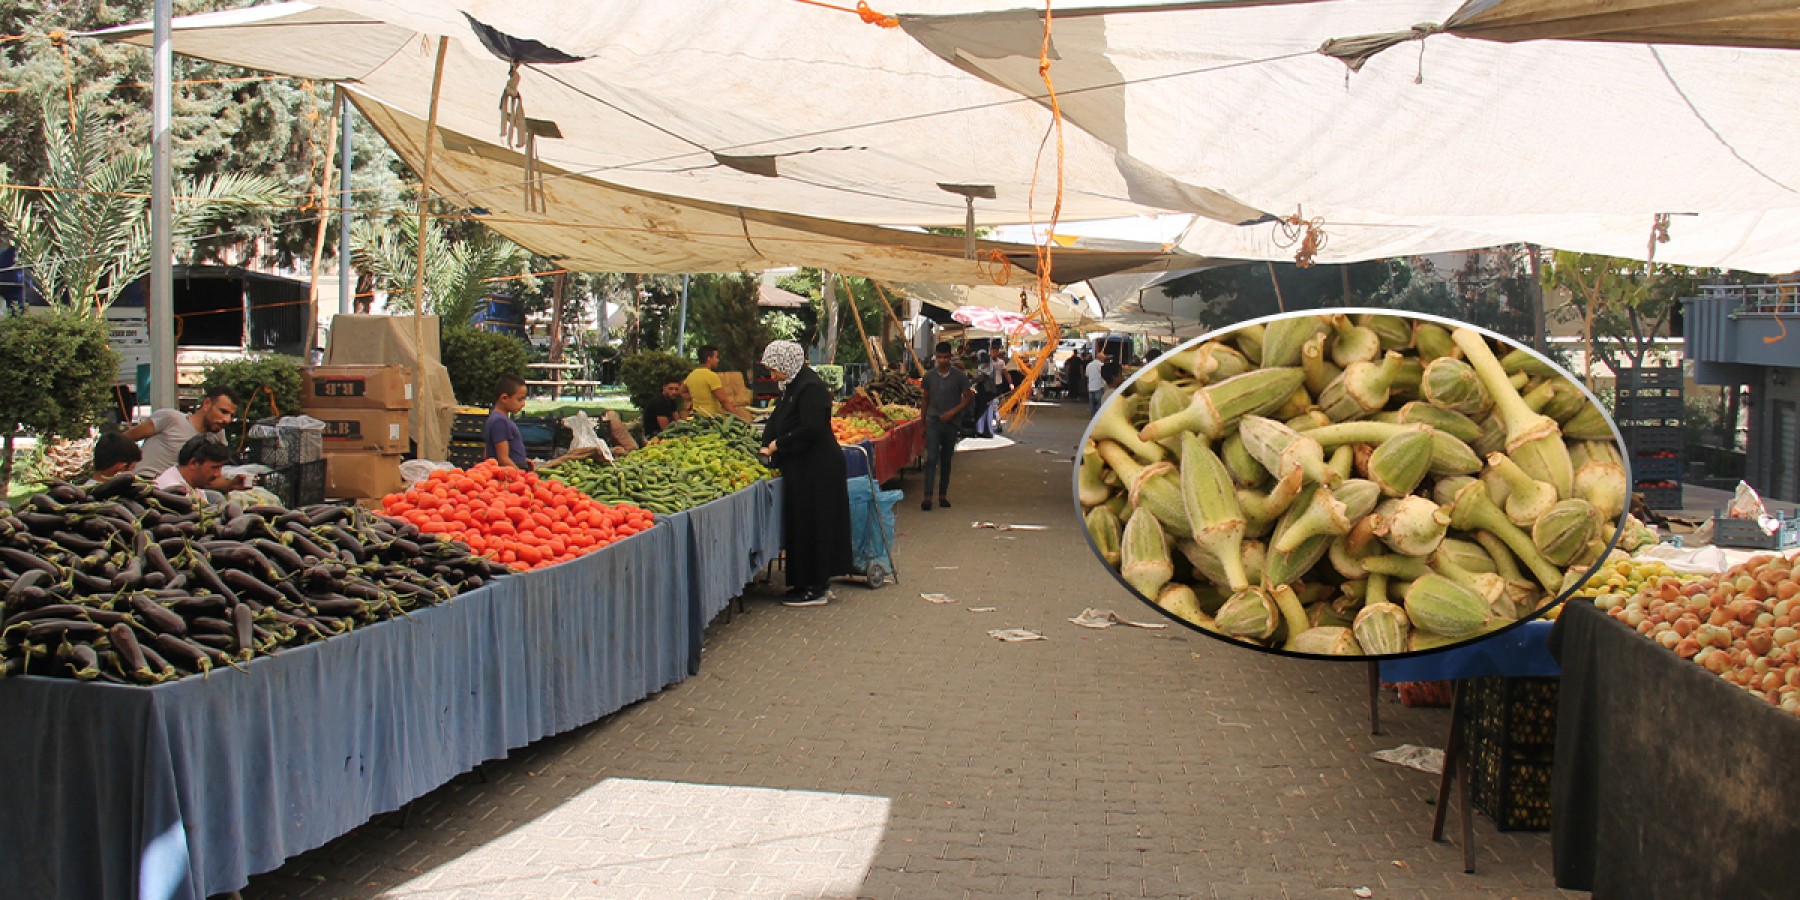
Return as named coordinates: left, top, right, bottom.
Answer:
left=383, top=778, right=891, bottom=899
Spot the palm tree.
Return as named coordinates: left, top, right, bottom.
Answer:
left=350, top=213, right=527, bottom=330
left=0, top=102, right=286, bottom=314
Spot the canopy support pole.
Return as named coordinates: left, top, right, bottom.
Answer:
left=1266, top=262, right=1287, bottom=313
left=869, top=280, right=926, bottom=377
left=409, top=36, right=448, bottom=457
left=836, top=274, right=883, bottom=372
left=675, top=273, right=691, bottom=355
left=305, top=106, right=340, bottom=363
left=337, top=89, right=354, bottom=317
left=149, top=0, right=174, bottom=410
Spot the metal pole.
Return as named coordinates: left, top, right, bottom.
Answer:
left=149, top=0, right=174, bottom=410
left=675, top=273, right=691, bottom=354
left=338, top=90, right=354, bottom=316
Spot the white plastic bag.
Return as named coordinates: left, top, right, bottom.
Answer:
left=564, top=411, right=615, bottom=462
left=1728, top=480, right=1781, bottom=535
left=400, top=459, right=455, bottom=487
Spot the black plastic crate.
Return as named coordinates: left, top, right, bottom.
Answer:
left=1629, top=455, right=1683, bottom=481
left=1636, top=485, right=1684, bottom=509
left=1465, top=729, right=1554, bottom=832
left=1615, top=366, right=1683, bottom=389
left=1462, top=676, right=1557, bottom=832
left=1614, top=396, right=1682, bottom=420
left=1619, top=427, right=1682, bottom=454
left=1615, top=385, right=1683, bottom=402
left=261, top=460, right=327, bottom=508
left=1614, top=415, right=1683, bottom=430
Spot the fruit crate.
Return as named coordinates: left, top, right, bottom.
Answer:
left=1618, top=427, right=1682, bottom=455
left=1615, top=366, right=1683, bottom=390
left=260, top=460, right=328, bottom=509
left=452, top=411, right=489, bottom=441
left=1711, top=514, right=1800, bottom=551
left=446, top=438, right=486, bottom=470
left=1636, top=485, right=1684, bottom=509
left=1461, top=676, right=1557, bottom=832
left=1629, top=455, right=1683, bottom=481
left=1613, top=396, right=1682, bottom=420
left=1615, top=384, right=1683, bottom=402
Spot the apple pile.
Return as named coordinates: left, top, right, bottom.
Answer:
left=1596, top=552, right=1800, bottom=715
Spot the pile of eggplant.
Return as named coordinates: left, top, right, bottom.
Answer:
left=1, top=475, right=513, bottom=684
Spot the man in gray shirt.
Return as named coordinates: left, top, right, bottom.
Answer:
left=919, top=341, right=974, bottom=511
left=121, top=386, right=246, bottom=489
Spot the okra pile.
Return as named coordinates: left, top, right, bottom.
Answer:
left=1079, top=313, right=1628, bottom=657
left=1, top=475, right=512, bottom=684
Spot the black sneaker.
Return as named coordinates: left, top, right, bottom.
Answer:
left=921, top=498, right=933, bottom=511
left=937, top=497, right=952, bottom=508
left=783, top=590, right=830, bottom=608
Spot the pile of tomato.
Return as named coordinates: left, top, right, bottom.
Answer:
left=380, top=460, right=655, bottom=571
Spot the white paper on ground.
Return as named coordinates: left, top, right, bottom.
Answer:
left=920, top=593, right=956, bottom=604
left=971, top=522, right=1047, bottom=531
left=1370, top=744, right=1444, bottom=776
left=968, top=607, right=997, bottom=613
left=1069, top=608, right=1168, bottom=630
left=955, top=436, right=1015, bottom=453
left=988, top=628, right=1045, bottom=642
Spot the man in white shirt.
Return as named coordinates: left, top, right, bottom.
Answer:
left=122, top=386, right=246, bottom=489
left=1085, top=349, right=1109, bottom=416
left=154, top=435, right=232, bottom=497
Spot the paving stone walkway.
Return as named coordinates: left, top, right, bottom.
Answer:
left=241, top=402, right=1582, bottom=900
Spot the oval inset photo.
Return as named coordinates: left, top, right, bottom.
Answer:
left=1075, top=310, right=1634, bottom=659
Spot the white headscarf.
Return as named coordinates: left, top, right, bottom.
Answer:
left=761, top=340, right=805, bottom=378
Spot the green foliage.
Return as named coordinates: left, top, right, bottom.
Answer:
left=0, top=100, right=286, bottom=312
left=618, top=352, right=695, bottom=414
left=0, top=1, right=411, bottom=267
left=441, top=326, right=531, bottom=407
left=350, top=213, right=527, bottom=329
left=201, top=355, right=302, bottom=424
left=0, top=310, right=117, bottom=485
left=762, top=311, right=804, bottom=342
left=687, top=273, right=772, bottom=374
left=1541, top=251, right=1707, bottom=385
left=815, top=365, right=845, bottom=393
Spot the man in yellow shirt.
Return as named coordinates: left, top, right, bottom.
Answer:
left=685, top=345, right=748, bottom=419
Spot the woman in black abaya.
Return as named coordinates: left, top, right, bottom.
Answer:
left=760, top=341, right=853, bottom=606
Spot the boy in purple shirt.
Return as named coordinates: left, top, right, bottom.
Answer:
left=485, top=374, right=533, bottom=471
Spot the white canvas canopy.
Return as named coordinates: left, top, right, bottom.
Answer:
left=899, top=0, right=1800, bottom=272
left=95, top=0, right=1800, bottom=280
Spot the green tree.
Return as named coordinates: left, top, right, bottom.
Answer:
left=201, top=355, right=302, bottom=427
left=617, top=351, right=694, bottom=414
left=350, top=212, right=528, bottom=329
left=1541, top=252, right=1704, bottom=388
left=0, top=1, right=411, bottom=266
left=1158, top=260, right=1399, bottom=327
left=441, top=326, right=531, bottom=407
left=686, top=273, right=772, bottom=375
left=0, top=101, right=285, bottom=313
left=0, top=310, right=117, bottom=486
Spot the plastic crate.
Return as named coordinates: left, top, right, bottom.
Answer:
left=452, top=411, right=490, bottom=441
left=261, top=460, right=327, bottom=508
left=243, top=433, right=293, bottom=469
left=446, top=438, right=487, bottom=469
left=1636, top=485, right=1683, bottom=509
left=1615, top=366, right=1682, bottom=389
left=1461, top=676, right=1557, bottom=832
left=1614, top=415, right=1683, bottom=430
left=1615, top=385, right=1683, bottom=402
left=1629, top=455, right=1683, bottom=481
left=1712, top=514, right=1800, bottom=551
left=1613, top=396, right=1682, bottom=420
left=1619, top=427, right=1682, bottom=454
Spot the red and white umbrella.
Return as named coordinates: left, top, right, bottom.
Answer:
left=951, top=306, right=1044, bottom=335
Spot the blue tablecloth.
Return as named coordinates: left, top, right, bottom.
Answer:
left=0, top=520, right=691, bottom=900
left=1378, top=620, right=1560, bottom=683
left=665, top=479, right=787, bottom=657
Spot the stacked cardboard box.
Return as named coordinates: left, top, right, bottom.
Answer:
left=302, top=364, right=411, bottom=500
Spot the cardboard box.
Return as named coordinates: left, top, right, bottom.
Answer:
left=313, top=408, right=410, bottom=455
left=302, top=365, right=414, bottom=410
left=325, top=452, right=405, bottom=500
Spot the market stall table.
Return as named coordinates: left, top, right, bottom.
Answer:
left=1550, top=600, right=1800, bottom=898
left=0, top=521, right=692, bottom=900
left=665, top=478, right=786, bottom=663
left=840, top=419, right=924, bottom=486
left=1377, top=620, right=1559, bottom=874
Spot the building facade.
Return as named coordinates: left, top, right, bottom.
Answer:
left=1683, top=282, right=1800, bottom=502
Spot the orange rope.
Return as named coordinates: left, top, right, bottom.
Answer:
left=788, top=0, right=899, bottom=27
left=998, top=1, right=1067, bottom=431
